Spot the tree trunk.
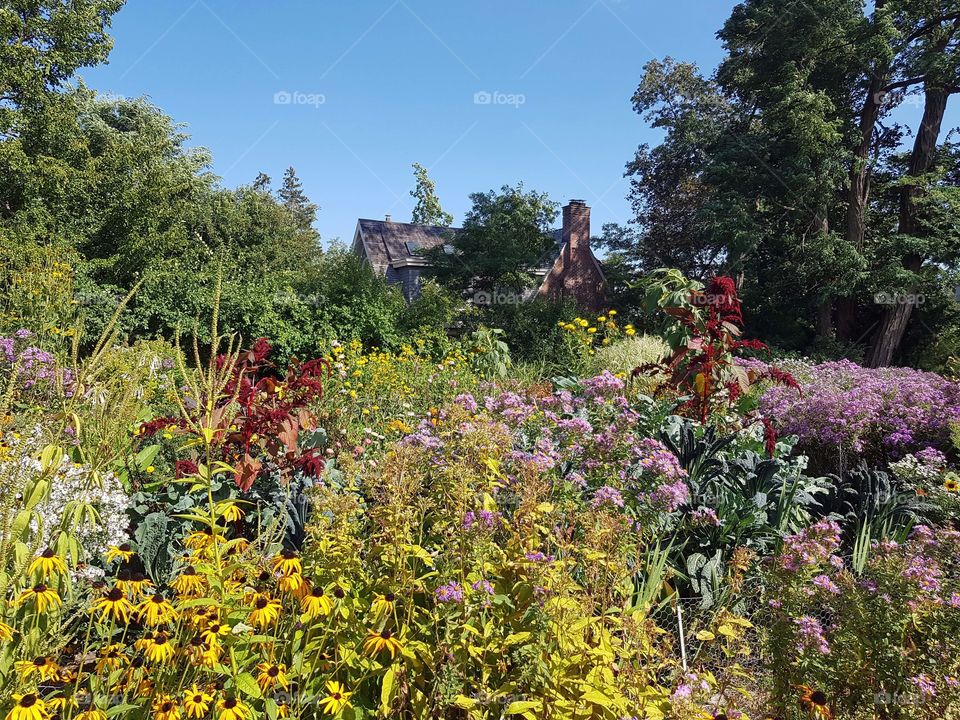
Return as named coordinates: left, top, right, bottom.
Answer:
left=833, top=0, right=888, bottom=340
left=866, top=86, right=950, bottom=366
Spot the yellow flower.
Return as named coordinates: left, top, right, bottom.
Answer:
left=587, top=327, right=597, bottom=334
left=0, top=621, right=13, bottom=642
left=95, top=644, right=127, bottom=673
left=17, top=583, right=61, bottom=614
left=105, top=544, right=136, bottom=563
left=153, top=696, right=181, bottom=720
left=143, top=632, right=176, bottom=663
left=944, top=475, right=959, bottom=492
left=145, top=465, right=156, bottom=474
left=608, top=309, right=617, bottom=316
left=91, top=587, right=134, bottom=624
left=363, top=628, right=403, bottom=659
left=171, top=566, right=206, bottom=597
left=270, top=549, right=302, bottom=577
left=625, top=328, right=636, bottom=336
left=27, top=549, right=67, bottom=579
left=318, top=681, right=352, bottom=715
left=278, top=572, right=307, bottom=595
left=256, top=662, right=289, bottom=692
left=5, top=694, right=47, bottom=720
left=301, top=586, right=333, bottom=619
left=370, top=592, right=396, bottom=619
left=216, top=697, right=251, bottom=720
left=138, top=593, right=179, bottom=626
left=216, top=501, right=245, bottom=523
left=15, top=656, right=59, bottom=682
left=200, top=621, right=231, bottom=646
left=247, top=594, right=282, bottom=629
left=183, top=686, right=213, bottom=719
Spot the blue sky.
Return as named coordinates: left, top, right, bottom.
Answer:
left=80, top=1, right=734, bottom=243
left=80, top=1, right=956, bottom=245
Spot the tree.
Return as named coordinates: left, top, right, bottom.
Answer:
left=0, top=0, right=124, bottom=137
left=410, top=162, right=453, bottom=226
left=252, top=172, right=271, bottom=193
left=426, top=184, right=557, bottom=294
left=278, top=166, right=318, bottom=232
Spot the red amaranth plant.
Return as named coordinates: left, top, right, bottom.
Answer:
left=141, top=338, right=330, bottom=491
left=636, top=274, right=799, bottom=442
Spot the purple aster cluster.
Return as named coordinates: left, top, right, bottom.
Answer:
left=779, top=520, right=841, bottom=571
left=580, top=370, right=625, bottom=398
left=462, top=509, right=500, bottom=532
left=812, top=574, right=841, bottom=595
left=795, top=615, right=831, bottom=655
left=471, top=578, right=494, bottom=595
left=648, top=479, right=691, bottom=512
left=434, top=582, right=464, bottom=604
left=591, top=485, right=624, bottom=509
left=634, top=438, right=687, bottom=480
left=0, top=332, right=73, bottom=395
left=760, top=359, right=960, bottom=456
left=911, top=674, right=937, bottom=698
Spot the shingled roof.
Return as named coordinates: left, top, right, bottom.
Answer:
left=353, top=219, right=564, bottom=273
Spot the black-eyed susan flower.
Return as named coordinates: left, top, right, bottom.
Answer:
left=798, top=686, right=833, bottom=720
left=171, top=566, right=206, bottom=597
left=216, top=501, right=245, bottom=524
left=270, top=549, right=302, bottom=577
left=215, top=697, right=251, bottom=720
left=91, top=587, right=134, bottom=624
left=255, top=662, right=289, bottom=692
left=318, top=681, right=352, bottom=715
left=0, top=621, right=13, bottom=642
left=95, top=644, right=127, bottom=673
left=945, top=475, right=959, bottom=493
left=138, top=593, right=179, bottom=626
left=17, top=583, right=61, bottom=614
left=105, top=544, right=136, bottom=563
left=276, top=701, right=290, bottom=719
left=183, top=686, right=212, bottom=719
left=185, top=528, right=223, bottom=553
left=15, top=656, right=59, bottom=682
left=370, top=592, right=396, bottom=619
left=74, top=710, right=107, bottom=720
left=143, top=632, right=176, bottom=663
left=153, top=696, right=181, bottom=720
left=200, top=621, right=231, bottom=646
left=127, top=572, right=154, bottom=599
left=27, top=549, right=67, bottom=579
left=278, top=572, right=307, bottom=595
left=363, top=628, right=403, bottom=659
left=247, top=594, right=281, bottom=629
left=301, top=586, right=333, bottom=619
left=6, top=694, right=48, bottom=720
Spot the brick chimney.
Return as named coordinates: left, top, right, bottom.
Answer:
left=562, top=199, right=590, bottom=265
left=539, top=199, right=606, bottom=310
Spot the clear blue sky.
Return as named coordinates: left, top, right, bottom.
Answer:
left=80, top=1, right=734, bottom=243
left=79, top=1, right=956, bottom=245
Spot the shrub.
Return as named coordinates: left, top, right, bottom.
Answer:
left=759, top=359, right=960, bottom=470
left=762, top=522, right=960, bottom=719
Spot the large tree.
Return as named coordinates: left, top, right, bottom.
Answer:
left=426, top=184, right=557, bottom=294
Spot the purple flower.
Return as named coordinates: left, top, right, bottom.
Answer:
left=454, top=393, right=478, bottom=412
left=591, top=485, right=624, bottom=509
left=795, top=615, right=830, bottom=655
left=471, top=579, right=494, bottom=595
left=911, top=674, right=936, bottom=698
left=812, top=574, right=841, bottom=595
left=649, top=479, right=690, bottom=512
left=435, top=582, right=464, bottom=604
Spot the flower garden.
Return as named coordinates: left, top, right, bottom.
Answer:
left=1, top=273, right=959, bottom=720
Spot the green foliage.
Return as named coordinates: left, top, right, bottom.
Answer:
left=426, top=183, right=558, bottom=293
left=409, top=162, right=453, bottom=226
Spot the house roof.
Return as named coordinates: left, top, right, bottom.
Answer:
left=354, top=219, right=564, bottom=271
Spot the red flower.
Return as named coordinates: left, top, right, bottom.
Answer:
left=174, top=460, right=198, bottom=478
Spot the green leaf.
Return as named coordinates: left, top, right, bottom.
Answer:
left=380, top=667, right=396, bottom=715
left=234, top=671, right=263, bottom=699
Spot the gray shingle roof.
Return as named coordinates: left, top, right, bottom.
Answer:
left=355, top=219, right=564, bottom=271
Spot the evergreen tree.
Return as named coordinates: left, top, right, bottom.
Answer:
left=278, top=166, right=319, bottom=231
